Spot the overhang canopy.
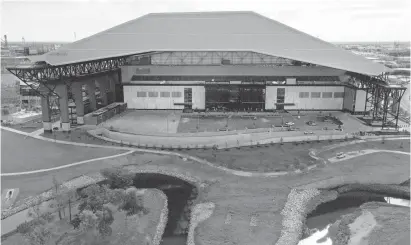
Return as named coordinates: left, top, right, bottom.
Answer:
left=43, top=11, right=389, bottom=76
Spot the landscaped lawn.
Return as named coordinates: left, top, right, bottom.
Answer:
left=318, top=139, right=410, bottom=159
left=1, top=130, right=127, bottom=173
left=2, top=189, right=165, bottom=245
left=184, top=141, right=335, bottom=172
left=1, top=151, right=169, bottom=204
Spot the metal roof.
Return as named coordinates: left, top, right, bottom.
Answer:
left=43, top=11, right=390, bottom=76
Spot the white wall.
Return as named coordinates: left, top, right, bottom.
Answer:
left=123, top=85, right=205, bottom=110
left=355, top=89, right=366, bottom=112
left=265, top=86, right=345, bottom=110
left=265, top=86, right=278, bottom=110
left=343, top=86, right=356, bottom=112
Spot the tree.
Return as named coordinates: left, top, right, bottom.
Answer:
left=118, top=189, right=148, bottom=232
left=78, top=184, right=108, bottom=213
left=118, top=190, right=148, bottom=217
left=100, top=167, right=134, bottom=189
left=18, top=204, right=54, bottom=245
left=52, top=176, right=63, bottom=220
left=25, top=225, right=52, bottom=245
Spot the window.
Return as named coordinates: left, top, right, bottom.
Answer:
left=172, top=91, right=182, bottom=98
left=160, top=92, right=170, bottom=97
left=311, top=92, right=321, bottom=98
left=299, top=92, right=310, bottom=98
left=334, top=92, right=344, bottom=98
left=137, top=91, right=146, bottom=97
left=322, top=92, right=333, bottom=98
left=148, top=91, right=158, bottom=97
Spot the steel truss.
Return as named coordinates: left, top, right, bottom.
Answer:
left=6, top=57, right=126, bottom=124
left=129, top=51, right=295, bottom=66
left=6, top=57, right=127, bottom=99
left=347, top=72, right=406, bottom=129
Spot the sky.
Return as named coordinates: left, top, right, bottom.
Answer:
left=0, top=0, right=410, bottom=43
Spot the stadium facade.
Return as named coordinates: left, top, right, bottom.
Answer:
left=6, top=11, right=406, bottom=131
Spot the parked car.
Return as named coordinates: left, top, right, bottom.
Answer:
left=285, top=121, right=295, bottom=126
left=304, top=131, right=314, bottom=135
left=306, top=121, right=317, bottom=126
left=336, top=152, right=346, bottom=159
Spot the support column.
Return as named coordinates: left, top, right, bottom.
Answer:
left=86, top=80, right=97, bottom=111
left=109, top=74, right=117, bottom=103
left=55, top=82, right=70, bottom=131
left=72, top=82, right=85, bottom=125
left=98, top=79, right=109, bottom=106
left=41, top=95, right=52, bottom=133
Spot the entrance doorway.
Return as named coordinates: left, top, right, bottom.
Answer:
left=276, top=88, right=285, bottom=110
left=205, top=85, right=265, bottom=111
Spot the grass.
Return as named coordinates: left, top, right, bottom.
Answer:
left=2, top=189, right=165, bottom=245
left=1, top=152, right=169, bottom=204
left=184, top=141, right=333, bottom=172
left=318, top=139, right=410, bottom=160
left=0, top=129, right=126, bottom=173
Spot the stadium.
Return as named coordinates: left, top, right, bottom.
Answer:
left=7, top=11, right=407, bottom=132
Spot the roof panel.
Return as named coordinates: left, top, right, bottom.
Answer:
left=44, top=11, right=390, bottom=76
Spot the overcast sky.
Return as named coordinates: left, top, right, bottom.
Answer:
left=1, top=0, right=410, bottom=43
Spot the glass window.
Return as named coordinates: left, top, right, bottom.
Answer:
left=299, top=92, right=309, bottom=98
left=160, top=92, right=170, bottom=97
left=172, top=91, right=182, bottom=97
left=322, top=92, right=333, bottom=98
left=137, top=91, right=146, bottom=97
left=311, top=92, right=321, bottom=98
left=334, top=92, right=344, bottom=98
left=148, top=91, right=158, bottom=97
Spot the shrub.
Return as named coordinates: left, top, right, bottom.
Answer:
left=100, top=168, right=134, bottom=189
left=161, top=145, right=165, bottom=150
left=109, top=126, right=114, bottom=131
left=299, top=163, right=309, bottom=172
left=70, top=214, right=82, bottom=229
left=178, top=145, right=182, bottom=151
left=17, top=221, right=33, bottom=234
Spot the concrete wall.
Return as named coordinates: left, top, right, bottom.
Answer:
left=355, top=89, right=367, bottom=112
left=265, top=86, right=344, bottom=110
left=265, top=86, right=278, bottom=110
left=123, top=85, right=205, bottom=110
left=343, top=86, right=356, bottom=112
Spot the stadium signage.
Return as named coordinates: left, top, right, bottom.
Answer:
left=135, top=68, right=151, bottom=74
